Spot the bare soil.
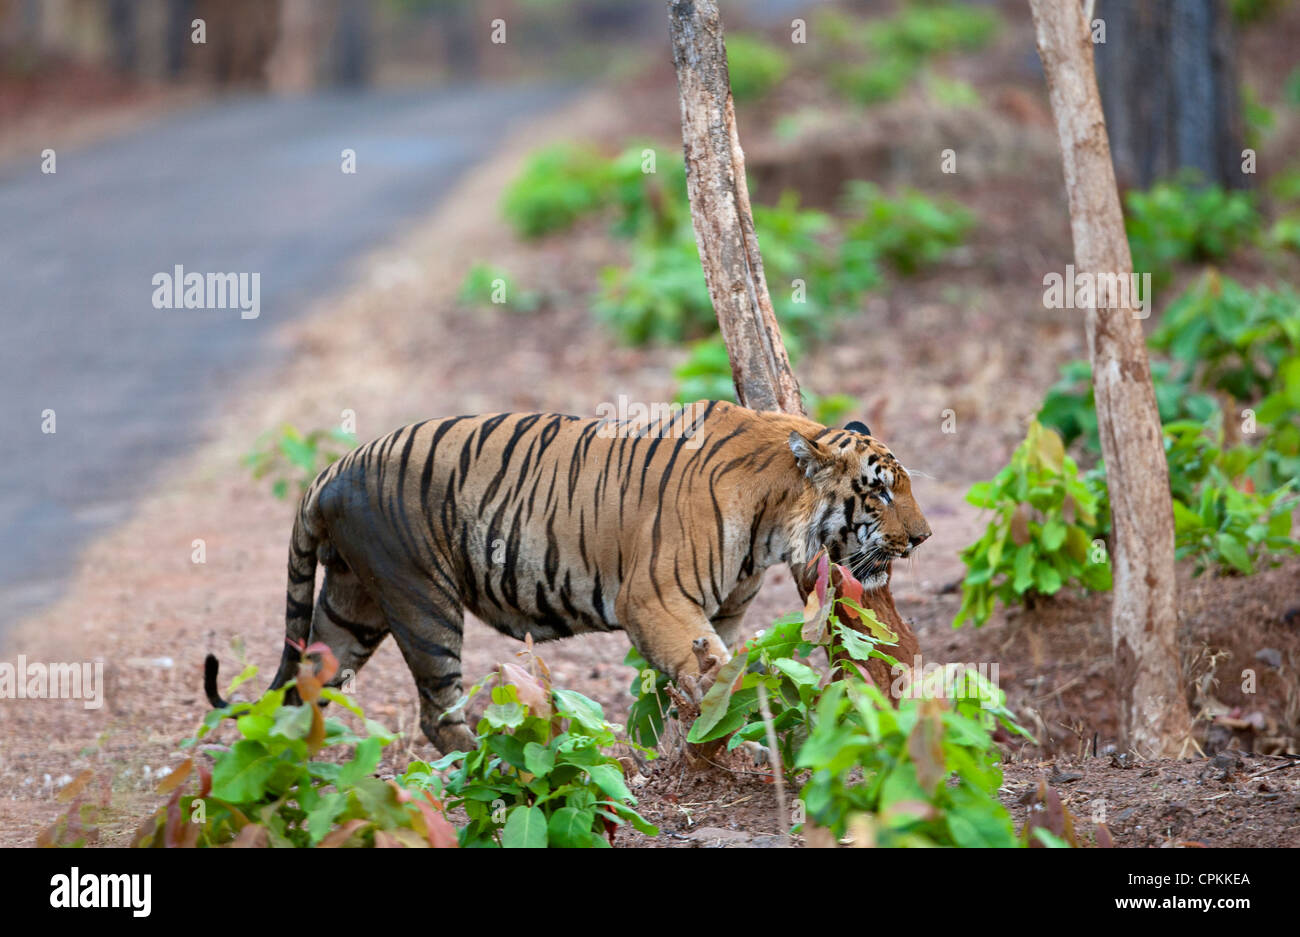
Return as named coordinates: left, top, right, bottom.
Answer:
left=2, top=3, right=1299, bottom=848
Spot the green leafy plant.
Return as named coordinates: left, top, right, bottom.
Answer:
left=244, top=423, right=358, bottom=499
left=1150, top=271, right=1300, bottom=403
left=673, top=335, right=737, bottom=404
left=797, top=682, right=1021, bottom=847
left=1269, top=214, right=1300, bottom=253
left=1268, top=166, right=1300, bottom=204
left=1124, top=177, right=1260, bottom=287
left=828, top=1, right=998, bottom=107
left=458, top=263, right=540, bottom=313
left=1242, top=84, right=1276, bottom=151
left=685, top=556, right=1029, bottom=846
left=598, top=187, right=884, bottom=346
left=594, top=225, right=715, bottom=343
left=685, top=581, right=899, bottom=769
left=606, top=144, right=690, bottom=240
left=725, top=34, right=791, bottom=102
left=1150, top=272, right=1300, bottom=488
left=955, top=421, right=1111, bottom=628
left=831, top=53, right=921, bottom=106
left=840, top=181, right=973, bottom=275
left=405, top=655, right=658, bottom=847
left=501, top=143, right=613, bottom=239
left=134, top=644, right=457, bottom=848
left=863, top=2, right=1000, bottom=58
left=1163, top=421, right=1300, bottom=576
left=1038, top=358, right=1220, bottom=456
left=625, top=646, right=673, bottom=749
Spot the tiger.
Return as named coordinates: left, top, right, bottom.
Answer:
left=204, top=399, right=931, bottom=753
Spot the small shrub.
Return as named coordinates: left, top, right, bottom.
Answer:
left=684, top=557, right=1030, bottom=846
left=594, top=225, right=715, bottom=343
left=244, top=423, right=357, bottom=500
left=841, top=181, right=973, bottom=275
left=458, top=263, right=540, bottom=313
left=1124, top=177, right=1260, bottom=287
left=134, top=645, right=457, bottom=848
left=406, top=655, right=658, bottom=847
left=955, top=421, right=1111, bottom=628
left=1242, top=85, right=1276, bottom=151
left=725, top=34, right=791, bottom=103
left=673, top=335, right=738, bottom=404
left=1268, top=167, right=1300, bottom=204
left=1151, top=271, right=1300, bottom=401
left=625, top=646, right=673, bottom=749
left=607, top=144, right=690, bottom=240
left=501, top=143, right=612, bottom=239
left=832, top=53, right=921, bottom=105
left=864, top=2, right=1000, bottom=58
left=1269, top=214, right=1300, bottom=253
left=1038, top=358, right=1219, bottom=456
left=1163, top=421, right=1300, bottom=576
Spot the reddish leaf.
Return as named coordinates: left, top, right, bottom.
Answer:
left=304, top=643, right=339, bottom=685
left=317, top=819, right=370, bottom=848
left=907, top=701, right=946, bottom=793
left=56, top=769, right=95, bottom=803
left=836, top=566, right=864, bottom=622
left=163, top=787, right=185, bottom=848
left=306, top=700, right=326, bottom=755
left=230, top=823, right=268, bottom=848
left=814, top=551, right=830, bottom=605
left=156, top=759, right=192, bottom=795
left=501, top=661, right=552, bottom=718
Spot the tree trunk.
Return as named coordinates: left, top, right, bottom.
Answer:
left=1093, top=0, right=1244, bottom=189
left=666, top=0, right=917, bottom=700
left=331, top=0, right=371, bottom=88
left=107, top=0, right=137, bottom=74
left=1029, top=0, right=1193, bottom=758
left=665, top=0, right=801, bottom=416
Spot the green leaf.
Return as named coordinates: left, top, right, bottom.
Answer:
left=1040, top=519, right=1067, bottom=551
left=502, top=805, right=549, bottom=848
left=585, top=763, right=633, bottom=804
left=209, top=740, right=283, bottom=803
left=336, top=736, right=381, bottom=789
left=547, top=807, right=596, bottom=848
left=1012, top=545, right=1035, bottom=594
left=1034, top=562, right=1062, bottom=595
left=483, top=700, right=525, bottom=730
left=772, top=658, right=820, bottom=688
left=524, top=742, right=555, bottom=777
left=690, top=652, right=750, bottom=738
left=552, top=689, right=607, bottom=733
left=1215, top=532, right=1254, bottom=574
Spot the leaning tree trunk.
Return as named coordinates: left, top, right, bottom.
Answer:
left=1029, top=0, right=1193, bottom=758
left=1093, top=0, right=1244, bottom=190
left=666, top=0, right=919, bottom=698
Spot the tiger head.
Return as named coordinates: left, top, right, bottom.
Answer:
left=787, top=420, right=931, bottom=589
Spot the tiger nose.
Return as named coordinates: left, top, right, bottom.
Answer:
left=908, top=531, right=930, bottom=549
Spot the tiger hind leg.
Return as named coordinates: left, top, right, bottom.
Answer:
left=370, top=570, right=477, bottom=755
left=307, top=558, right=390, bottom=695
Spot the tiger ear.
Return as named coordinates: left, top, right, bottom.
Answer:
left=844, top=420, right=871, bottom=437
left=788, top=431, right=835, bottom=481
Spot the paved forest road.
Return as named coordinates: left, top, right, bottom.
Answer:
left=0, top=84, right=568, bottom=629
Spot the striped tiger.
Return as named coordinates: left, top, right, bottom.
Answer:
left=205, top=399, right=930, bottom=753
